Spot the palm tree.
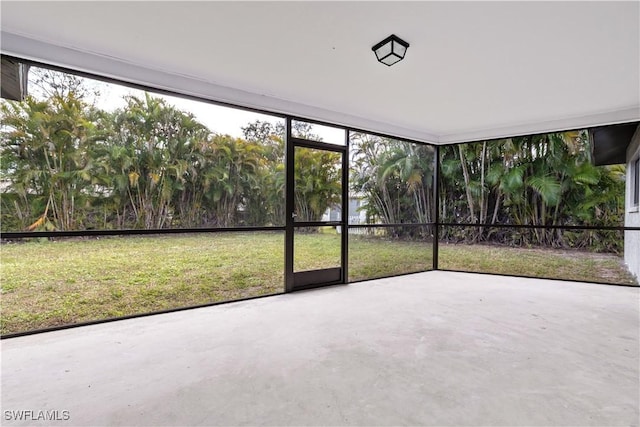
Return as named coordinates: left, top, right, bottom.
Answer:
left=105, top=93, right=210, bottom=229
left=1, top=92, right=105, bottom=231
left=350, top=133, right=435, bottom=237
left=294, top=147, right=341, bottom=222
left=439, top=130, right=622, bottom=248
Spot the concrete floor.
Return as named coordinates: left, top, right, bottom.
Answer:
left=1, top=271, right=639, bottom=426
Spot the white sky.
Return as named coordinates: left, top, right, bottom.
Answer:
left=39, top=67, right=346, bottom=143
left=92, top=77, right=282, bottom=139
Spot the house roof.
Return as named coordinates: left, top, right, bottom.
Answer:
left=0, top=56, right=27, bottom=101
left=589, top=122, right=639, bottom=166
left=1, top=1, right=638, bottom=144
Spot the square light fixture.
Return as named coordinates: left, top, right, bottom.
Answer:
left=372, top=34, right=410, bottom=66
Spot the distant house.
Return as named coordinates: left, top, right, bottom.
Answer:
left=1, top=56, right=28, bottom=101
left=322, top=196, right=368, bottom=234
left=590, top=122, right=640, bottom=280
left=625, top=127, right=640, bottom=280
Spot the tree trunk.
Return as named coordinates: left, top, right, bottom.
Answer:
left=458, top=145, right=476, bottom=224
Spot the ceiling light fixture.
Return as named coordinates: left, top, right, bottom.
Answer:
left=372, top=34, right=410, bottom=66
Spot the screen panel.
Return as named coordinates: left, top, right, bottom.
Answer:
left=348, top=225, right=433, bottom=282
left=438, top=226, right=636, bottom=285
left=0, top=231, right=285, bottom=335
left=293, top=226, right=341, bottom=272
left=349, top=132, right=435, bottom=225
left=0, top=65, right=286, bottom=232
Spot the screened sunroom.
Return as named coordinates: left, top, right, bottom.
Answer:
left=1, top=2, right=638, bottom=426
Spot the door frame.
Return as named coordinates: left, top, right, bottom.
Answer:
left=284, top=118, right=349, bottom=292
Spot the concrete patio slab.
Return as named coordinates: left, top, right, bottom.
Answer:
left=1, top=271, right=638, bottom=426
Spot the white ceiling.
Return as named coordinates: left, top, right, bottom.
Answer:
left=1, top=1, right=639, bottom=144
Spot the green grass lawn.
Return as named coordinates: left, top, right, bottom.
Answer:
left=438, top=242, right=637, bottom=285
left=1, top=232, right=635, bottom=335
left=1, top=233, right=285, bottom=335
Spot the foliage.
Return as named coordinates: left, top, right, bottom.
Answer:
left=350, top=132, right=435, bottom=237
left=294, top=147, right=341, bottom=221
left=438, top=132, right=626, bottom=251
left=0, top=68, right=627, bottom=254
left=1, top=93, right=107, bottom=231
left=1, top=71, right=343, bottom=231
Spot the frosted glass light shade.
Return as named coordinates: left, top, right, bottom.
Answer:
left=372, top=35, right=410, bottom=67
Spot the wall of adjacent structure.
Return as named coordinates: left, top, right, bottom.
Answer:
left=625, top=125, right=640, bottom=281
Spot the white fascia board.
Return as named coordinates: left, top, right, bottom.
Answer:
left=1, top=32, right=439, bottom=145
left=439, top=107, right=640, bottom=145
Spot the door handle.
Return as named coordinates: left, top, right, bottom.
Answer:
left=291, top=212, right=298, bottom=219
